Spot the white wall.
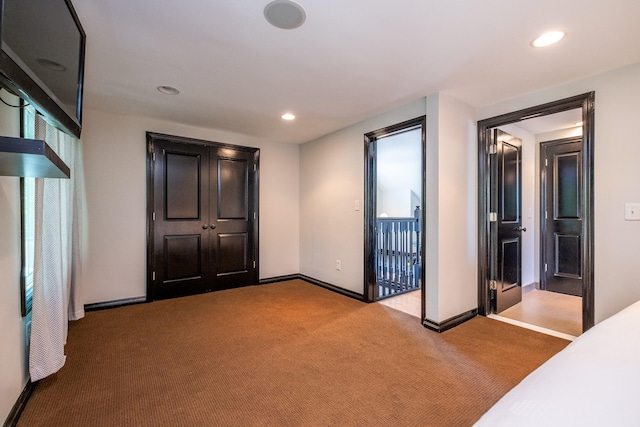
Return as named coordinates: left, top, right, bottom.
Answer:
left=81, top=108, right=300, bottom=304
left=535, top=127, right=582, bottom=144
left=376, top=129, right=422, bottom=217
left=299, top=99, right=426, bottom=294
left=425, top=93, right=478, bottom=322
left=377, top=188, right=411, bottom=217
left=0, top=95, right=30, bottom=422
left=479, top=62, right=640, bottom=323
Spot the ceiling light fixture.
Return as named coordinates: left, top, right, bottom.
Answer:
left=531, top=31, right=566, bottom=48
left=157, top=85, right=180, bottom=95
left=281, top=113, right=295, bottom=120
left=264, top=0, right=306, bottom=30
left=574, top=121, right=584, bottom=127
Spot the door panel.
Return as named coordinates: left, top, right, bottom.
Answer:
left=217, top=233, right=248, bottom=275
left=494, top=129, right=523, bottom=313
left=555, top=153, right=580, bottom=218
left=164, top=235, right=202, bottom=281
left=165, top=152, right=202, bottom=219
left=501, top=238, right=520, bottom=292
left=555, top=234, right=581, bottom=277
left=542, top=138, right=583, bottom=297
left=217, top=157, right=248, bottom=219
left=149, top=134, right=259, bottom=300
left=501, top=142, right=519, bottom=222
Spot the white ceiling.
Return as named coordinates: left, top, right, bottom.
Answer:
left=513, top=108, right=582, bottom=134
left=74, top=0, right=640, bottom=144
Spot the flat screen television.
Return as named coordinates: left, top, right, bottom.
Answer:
left=0, top=0, right=85, bottom=138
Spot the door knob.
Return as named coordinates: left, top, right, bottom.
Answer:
left=514, top=226, right=527, bottom=232
left=210, top=224, right=216, bottom=229
left=202, top=224, right=208, bottom=229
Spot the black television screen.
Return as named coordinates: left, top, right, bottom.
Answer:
left=0, top=0, right=85, bottom=138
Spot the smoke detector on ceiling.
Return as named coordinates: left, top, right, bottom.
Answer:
left=264, top=0, right=306, bottom=30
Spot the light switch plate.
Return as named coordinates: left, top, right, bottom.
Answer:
left=625, top=203, right=640, bottom=220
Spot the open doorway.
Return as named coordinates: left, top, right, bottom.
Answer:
left=364, top=116, right=426, bottom=320
left=477, top=93, right=595, bottom=337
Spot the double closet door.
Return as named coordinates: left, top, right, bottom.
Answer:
left=147, top=133, right=259, bottom=300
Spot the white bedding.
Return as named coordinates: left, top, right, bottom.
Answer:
left=474, top=300, right=640, bottom=426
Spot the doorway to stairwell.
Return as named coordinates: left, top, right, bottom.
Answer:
left=364, top=116, right=426, bottom=320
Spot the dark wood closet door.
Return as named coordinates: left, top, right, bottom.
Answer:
left=208, top=147, right=257, bottom=290
left=152, top=140, right=211, bottom=299
left=541, top=138, right=583, bottom=297
left=148, top=134, right=259, bottom=301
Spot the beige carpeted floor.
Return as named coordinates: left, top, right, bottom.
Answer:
left=18, top=280, right=568, bottom=426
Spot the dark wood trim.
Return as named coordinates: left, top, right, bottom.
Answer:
left=19, top=101, right=28, bottom=317
left=3, top=380, right=36, bottom=427
left=422, top=309, right=478, bottom=333
left=84, top=297, right=147, bottom=312
left=298, top=274, right=365, bottom=302
left=477, top=92, right=595, bottom=332
left=146, top=132, right=260, bottom=154
left=86, top=276, right=362, bottom=310
left=19, top=177, right=28, bottom=317
left=363, top=130, right=376, bottom=302
left=145, top=132, right=260, bottom=302
left=582, top=93, right=596, bottom=332
left=259, top=274, right=300, bottom=285
left=363, top=116, right=427, bottom=321
left=145, top=134, right=155, bottom=302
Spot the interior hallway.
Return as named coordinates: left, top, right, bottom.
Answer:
left=377, top=288, right=581, bottom=338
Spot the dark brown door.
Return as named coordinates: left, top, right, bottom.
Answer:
left=209, top=147, right=257, bottom=290
left=541, top=137, right=583, bottom=297
left=148, top=134, right=258, bottom=300
left=493, top=129, right=523, bottom=313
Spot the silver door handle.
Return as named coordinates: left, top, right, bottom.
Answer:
left=514, top=227, right=527, bottom=232
left=210, top=224, right=216, bottom=229
left=202, top=224, right=208, bottom=229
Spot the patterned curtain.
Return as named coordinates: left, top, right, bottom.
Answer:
left=29, top=115, right=86, bottom=381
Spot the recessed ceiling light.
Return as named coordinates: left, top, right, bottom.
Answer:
left=157, top=85, right=180, bottom=95
left=531, top=31, right=566, bottom=48
left=281, top=113, right=296, bottom=120
left=264, top=0, right=306, bottom=30
left=574, top=121, right=584, bottom=127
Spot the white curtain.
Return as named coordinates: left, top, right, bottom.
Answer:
left=29, top=115, right=86, bottom=382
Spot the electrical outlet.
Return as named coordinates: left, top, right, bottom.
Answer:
left=354, top=200, right=360, bottom=211
left=336, top=260, right=341, bottom=271
left=625, top=203, right=640, bottom=220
